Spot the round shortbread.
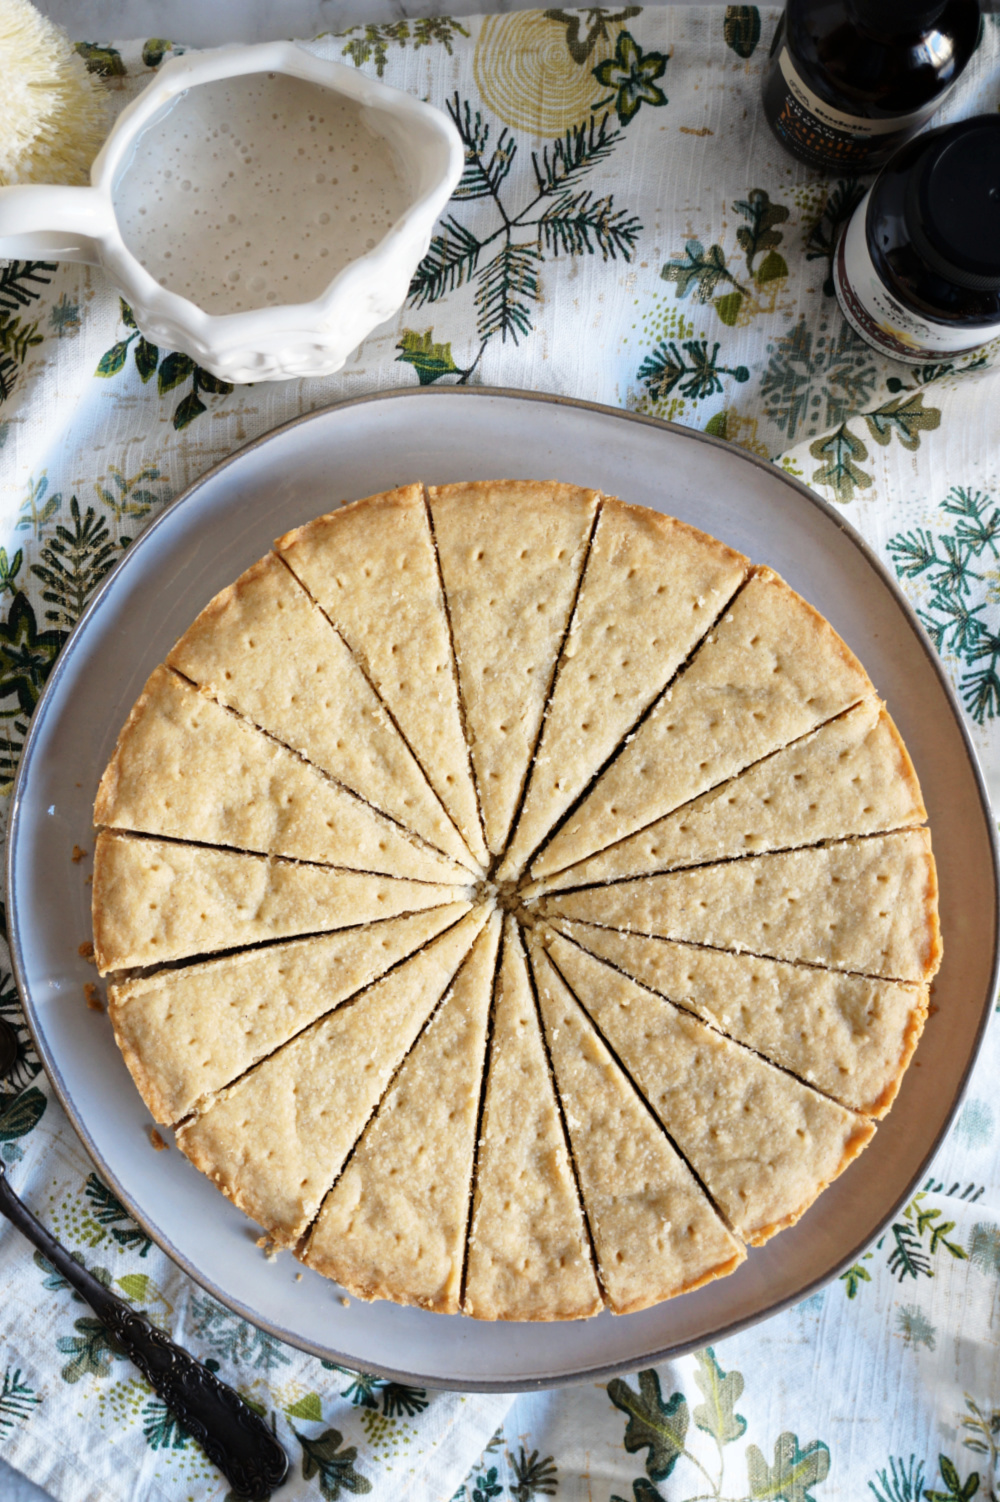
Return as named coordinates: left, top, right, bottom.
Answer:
left=93, top=482, right=940, bottom=1319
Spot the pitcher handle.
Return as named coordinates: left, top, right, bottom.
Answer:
left=0, top=184, right=111, bottom=264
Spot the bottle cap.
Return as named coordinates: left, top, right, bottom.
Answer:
left=854, top=0, right=948, bottom=32
left=904, top=116, right=1000, bottom=292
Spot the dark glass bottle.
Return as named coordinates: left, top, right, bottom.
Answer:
left=833, top=115, right=1000, bottom=362
left=762, top=0, right=981, bottom=174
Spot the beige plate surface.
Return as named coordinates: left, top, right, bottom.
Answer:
left=7, top=389, right=997, bottom=1390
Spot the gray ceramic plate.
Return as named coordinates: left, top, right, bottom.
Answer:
left=7, top=388, right=997, bottom=1390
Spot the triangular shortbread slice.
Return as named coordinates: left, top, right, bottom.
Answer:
left=176, top=908, right=488, bottom=1246
left=426, top=481, right=600, bottom=854
left=95, top=665, right=466, bottom=885
left=528, top=936, right=745, bottom=1312
left=535, top=698, right=925, bottom=894
left=462, top=916, right=601, bottom=1320
left=275, top=485, right=487, bottom=867
left=166, top=552, right=477, bottom=873
left=500, top=499, right=747, bottom=879
left=109, top=904, right=471, bottom=1124
left=302, top=911, right=502, bottom=1312
left=540, top=830, right=940, bottom=983
left=547, top=920, right=926, bottom=1118
left=92, top=831, right=472, bottom=974
left=538, top=931, right=875, bottom=1245
left=531, top=567, right=873, bottom=880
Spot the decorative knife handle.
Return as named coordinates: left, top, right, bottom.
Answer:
left=0, top=1160, right=289, bottom=1499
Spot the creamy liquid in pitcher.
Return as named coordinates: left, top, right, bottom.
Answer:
left=113, top=72, right=411, bottom=315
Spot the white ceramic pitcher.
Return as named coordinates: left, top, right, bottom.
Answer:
left=0, top=41, right=462, bottom=382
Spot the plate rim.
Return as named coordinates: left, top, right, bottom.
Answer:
left=7, top=384, right=999, bottom=1392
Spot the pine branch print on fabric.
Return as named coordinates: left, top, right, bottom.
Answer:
left=335, top=17, right=470, bottom=75
left=0, top=964, right=41, bottom=1111
left=844, top=1192, right=969, bottom=1297
left=83, top=1173, right=153, bottom=1257
left=189, top=1292, right=293, bottom=1371
left=638, top=338, right=749, bottom=403
left=869, top=1453, right=925, bottom=1502
left=324, top=1364, right=429, bottom=1417
left=30, top=498, right=124, bottom=631
left=0, top=262, right=56, bottom=407
left=0, top=591, right=65, bottom=793
left=404, top=93, right=645, bottom=382
left=0, top=1367, right=41, bottom=1437
left=888, top=486, right=1000, bottom=724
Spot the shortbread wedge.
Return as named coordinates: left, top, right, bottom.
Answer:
left=93, top=831, right=471, bottom=974
left=427, top=481, right=600, bottom=854
left=462, top=917, right=601, bottom=1321
left=167, top=553, right=477, bottom=873
left=541, top=829, right=940, bottom=983
left=528, top=937, right=745, bottom=1312
left=275, top=485, right=487, bottom=866
left=546, top=921, right=926, bottom=1118
left=176, top=908, right=488, bottom=1246
left=531, top=567, right=873, bottom=880
left=500, top=499, right=747, bottom=879
left=95, top=665, right=466, bottom=884
left=539, top=932, right=875, bottom=1245
left=109, top=904, right=472, bottom=1124
left=303, top=911, right=501, bottom=1312
left=535, top=698, right=924, bottom=894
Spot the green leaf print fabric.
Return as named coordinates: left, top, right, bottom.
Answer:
left=2, top=11, right=1000, bottom=1501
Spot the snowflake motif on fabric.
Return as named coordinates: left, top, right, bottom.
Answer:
left=887, top=486, right=1000, bottom=724
left=955, top=1097, right=994, bottom=1148
left=896, top=1304, right=937, bottom=1350
left=48, top=293, right=81, bottom=338
left=967, top=1222, right=1000, bottom=1277
left=760, top=315, right=879, bottom=442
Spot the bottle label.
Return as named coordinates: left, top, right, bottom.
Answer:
left=771, top=47, right=943, bottom=168
left=833, top=189, right=1000, bottom=363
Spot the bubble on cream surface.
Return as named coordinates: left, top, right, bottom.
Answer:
left=113, top=71, right=411, bottom=315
